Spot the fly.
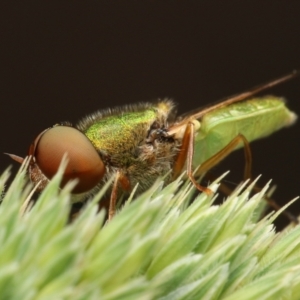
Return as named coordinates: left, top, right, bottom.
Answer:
left=7, top=72, right=298, bottom=220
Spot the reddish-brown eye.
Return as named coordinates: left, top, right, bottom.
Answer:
left=32, top=126, right=105, bottom=193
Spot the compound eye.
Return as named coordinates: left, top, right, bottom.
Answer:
left=32, top=126, right=105, bottom=193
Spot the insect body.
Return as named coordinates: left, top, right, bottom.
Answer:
left=8, top=73, right=298, bottom=218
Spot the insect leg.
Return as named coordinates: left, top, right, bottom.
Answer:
left=205, top=171, right=298, bottom=224
left=173, top=122, right=213, bottom=194
left=108, top=171, right=131, bottom=220
left=199, top=136, right=298, bottom=224
left=194, top=134, right=252, bottom=181
left=108, top=171, right=120, bottom=220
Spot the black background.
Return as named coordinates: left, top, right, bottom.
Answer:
left=1, top=1, right=300, bottom=227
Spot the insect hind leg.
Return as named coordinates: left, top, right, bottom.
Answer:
left=198, top=136, right=298, bottom=224
left=194, top=134, right=253, bottom=181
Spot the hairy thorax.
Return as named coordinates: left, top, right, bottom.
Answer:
left=76, top=100, right=179, bottom=196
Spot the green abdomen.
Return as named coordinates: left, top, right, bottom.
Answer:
left=194, top=97, right=297, bottom=164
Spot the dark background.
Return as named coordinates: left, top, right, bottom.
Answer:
left=1, top=1, right=300, bottom=227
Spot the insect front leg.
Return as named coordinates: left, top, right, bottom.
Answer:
left=108, top=170, right=131, bottom=220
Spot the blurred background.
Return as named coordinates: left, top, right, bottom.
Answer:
left=1, top=1, right=300, bottom=228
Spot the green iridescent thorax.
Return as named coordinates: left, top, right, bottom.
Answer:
left=84, top=109, right=157, bottom=154
left=73, top=101, right=178, bottom=195
left=77, top=101, right=176, bottom=170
